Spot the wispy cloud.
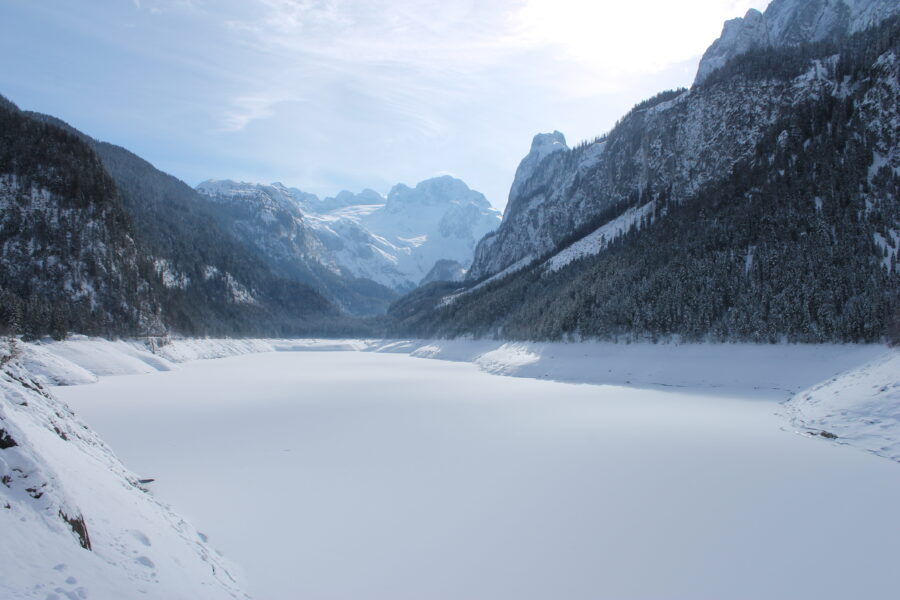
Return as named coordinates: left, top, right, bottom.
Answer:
left=215, top=0, right=770, bottom=129
left=217, top=93, right=292, bottom=131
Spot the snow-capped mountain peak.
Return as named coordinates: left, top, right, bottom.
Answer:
left=321, top=175, right=501, bottom=291
left=386, top=175, right=492, bottom=213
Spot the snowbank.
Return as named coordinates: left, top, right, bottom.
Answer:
left=376, top=339, right=885, bottom=399
left=20, top=336, right=277, bottom=385
left=787, top=350, right=900, bottom=461
left=20, top=336, right=370, bottom=385
left=1, top=339, right=248, bottom=599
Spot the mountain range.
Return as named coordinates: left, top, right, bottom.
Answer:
left=196, top=176, right=500, bottom=296
left=0, top=0, right=897, bottom=343
left=0, top=104, right=499, bottom=336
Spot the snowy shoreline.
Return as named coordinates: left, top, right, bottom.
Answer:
left=21, top=334, right=900, bottom=462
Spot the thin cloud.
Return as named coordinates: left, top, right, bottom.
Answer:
left=216, top=0, right=770, bottom=130
left=4, top=0, right=775, bottom=209
left=218, top=93, right=291, bottom=132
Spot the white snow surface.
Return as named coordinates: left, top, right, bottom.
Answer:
left=787, top=349, right=900, bottom=461
left=7, top=336, right=900, bottom=599
left=46, top=340, right=900, bottom=600
left=18, top=336, right=900, bottom=453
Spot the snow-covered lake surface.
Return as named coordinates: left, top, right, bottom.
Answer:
left=56, top=350, right=900, bottom=600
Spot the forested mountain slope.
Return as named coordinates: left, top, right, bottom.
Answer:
left=89, top=140, right=345, bottom=336
left=0, top=98, right=163, bottom=339
left=1, top=102, right=359, bottom=338
left=390, top=11, right=899, bottom=343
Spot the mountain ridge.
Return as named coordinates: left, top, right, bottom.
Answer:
left=197, top=175, right=501, bottom=295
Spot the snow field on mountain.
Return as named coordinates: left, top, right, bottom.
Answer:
left=544, top=201, right=656, bottom=272
left=54, top=347, right=900, bottom=600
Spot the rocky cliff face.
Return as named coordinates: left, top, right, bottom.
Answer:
left=419, top=259, right=467, bottom=286
left=194, top=181, right=330, bottom=274
left=697, top=0, right=899, bottom=84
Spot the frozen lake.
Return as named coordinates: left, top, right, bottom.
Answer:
left=56, top=351, right=900, bottom=600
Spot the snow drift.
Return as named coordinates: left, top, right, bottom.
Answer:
left=0, top=339, right=248, bottom=600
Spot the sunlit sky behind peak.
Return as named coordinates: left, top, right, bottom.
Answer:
left=1, top=0, right=769, bottom=210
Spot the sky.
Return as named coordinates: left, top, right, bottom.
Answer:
left=0, top=0, right=769, bottom=211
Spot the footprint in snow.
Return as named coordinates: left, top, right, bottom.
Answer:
left=131, top=530, right=152, bottom=547
left=135, top=556, right=155, bottom=569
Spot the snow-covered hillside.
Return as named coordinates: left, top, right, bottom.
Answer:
left=198, top=176, right=501, bottom=293
left=0, top=338, right=248, bottom=600
left=543, top=201, right=656, bottom=272
left=191, top=179, right=398, bottom=316
left=0, top=101, right=165, bottom=338
left=787, top=350, right=900, bottom=461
